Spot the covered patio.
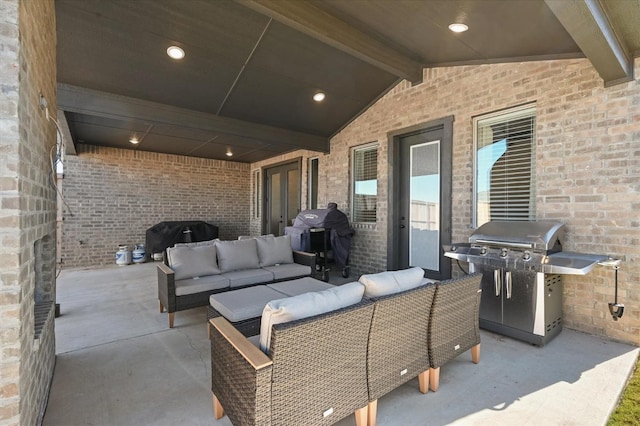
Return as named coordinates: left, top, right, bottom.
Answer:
left=2, top=1, right=640, bottom=424
left=43, top=263, right=638, bottom=425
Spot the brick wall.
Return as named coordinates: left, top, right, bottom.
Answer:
left=0, top=0, right=58, bottom=425
left=61, top=145, right=251, bottom=268
left=317, top=58, right=640, bottom=345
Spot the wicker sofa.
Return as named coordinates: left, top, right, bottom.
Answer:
left=209, top=269, right=483, bottom=426
left=157, top=235, right=316, bottom=327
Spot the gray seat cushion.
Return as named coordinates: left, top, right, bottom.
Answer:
left=267, top=277, right=336, bottom=296
left=222, top=269, right=274, bottom=288
left=262, top=263, right=312, bottom=280
left=175, top=274, right=230, bottom=296
left=247, top=334, right=261, bottom=348
left=209, top=285, right=286, bottom=322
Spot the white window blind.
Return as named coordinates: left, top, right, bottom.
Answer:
left=474, top=105, right=536, bottom=226
left=352, top=144, right=378, bottom=222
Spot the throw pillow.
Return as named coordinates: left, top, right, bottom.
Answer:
left=256, top=235, right=294, bottom=267
left=359, top=266, right=426, bottom=298
left=259, top=281, right=365, bottom=352
left=166, top=245, right=220, bottom=280
left=215, top=239, right=260, bottom=272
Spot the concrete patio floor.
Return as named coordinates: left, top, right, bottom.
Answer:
left=43, top=262, right=639, bottom=426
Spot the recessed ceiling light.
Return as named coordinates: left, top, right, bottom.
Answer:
left=313, top=92, right=326, bottom=102
left=166, top=45, right=185, bottom=60
left=129, top=136, right=139, bottom=145
left=448, top=23, right=469, bottom=33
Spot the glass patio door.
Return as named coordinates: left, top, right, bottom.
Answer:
left=264, top=161, right=300, bottom=236
left=397, top=125, right=451, bottom=280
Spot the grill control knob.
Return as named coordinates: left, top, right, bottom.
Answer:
left=480, top=246, right=488, bottom=255
left=522, top=251, right=531, bottom=261
left=500, top=248, right=508, bottom=258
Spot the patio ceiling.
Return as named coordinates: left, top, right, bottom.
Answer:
left=56, top=0, right=640, bottom=163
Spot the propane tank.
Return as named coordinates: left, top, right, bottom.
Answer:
left=132, top=244, right=146, bottom=264
left=115, top=245, right=132, bottom=266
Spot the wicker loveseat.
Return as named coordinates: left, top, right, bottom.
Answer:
left=209, top=269, right=483, bottom=425
left=157, top=235, right=316, bottom=327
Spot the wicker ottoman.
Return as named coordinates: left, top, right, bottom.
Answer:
left=207, top=277, right=336, bottom=337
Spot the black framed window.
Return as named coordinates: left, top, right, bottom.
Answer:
left=351, top=144, right=378, bottom=223
left=474, top=104, right=536, bottom=227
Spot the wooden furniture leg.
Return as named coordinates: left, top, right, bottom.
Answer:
left=168, top=312, right=175, bottom=328
left=429, top=367, right=440, bottom=392
left=366, top=400, right=377, bottom=426
left=471, top=343, right=481, bottom=364
left=418, top=369, right=430, bottom=394
left=213, top=394, right=224, bottom=419
left=355, top=405, right=368, bottom=426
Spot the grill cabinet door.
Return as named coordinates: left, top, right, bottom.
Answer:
left=476, top=266, right=503, bottom=325
left=502, top=270, right=537, bottom=333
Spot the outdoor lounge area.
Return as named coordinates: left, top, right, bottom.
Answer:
left=2, top=1, right=640, bottom=425
left=43, top=263, right=639, bottom=425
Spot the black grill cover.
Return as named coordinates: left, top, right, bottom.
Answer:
left=285, top=203, right=353, bottom=267
left=145, top=221, right=218, bottom=254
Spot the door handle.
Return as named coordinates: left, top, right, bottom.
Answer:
left=399, top=224, right=405, bottom=228
left=493, top=269, right=501, bottom=297
left=505, top=271, right=512, bottom=299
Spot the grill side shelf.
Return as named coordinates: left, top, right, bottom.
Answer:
left=543, top=252, right=608, bottom=275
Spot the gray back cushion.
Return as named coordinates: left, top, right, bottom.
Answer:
left=173, top=238, right=219, bottom=248
left=359, top=266, right=427, bottom=298
left=256, top=235, right=294, bottom=267
left=259, top=281, right=365, bottom=352
left=166, top=245, right=220, bottom=280
left=215, top=239, right=260, bottom=272
left=238, top=234, right=274, bottom=240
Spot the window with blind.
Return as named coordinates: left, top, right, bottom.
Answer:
left=473, top=104, right=536, bottom=227
left=352, top=144, right=378, bottom=223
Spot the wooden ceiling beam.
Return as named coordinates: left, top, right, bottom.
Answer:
left=57, top=84, right=329, bottom=153
left=235, top=0, right=423, bottom=84
left=545, top=0, right=633, bottom=86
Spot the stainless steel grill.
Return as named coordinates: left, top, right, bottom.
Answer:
left=444, top=221, right=607, bottom=345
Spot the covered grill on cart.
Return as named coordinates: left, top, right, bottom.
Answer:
left=285, top=203, right=354, bottom=280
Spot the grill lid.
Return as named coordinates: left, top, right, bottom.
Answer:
left=469, top=220, right=564, bottom=253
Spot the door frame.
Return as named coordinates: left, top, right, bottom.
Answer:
left=387, top=116, right=454, bottom=278
left=261, top=158, right=302, bottom=235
